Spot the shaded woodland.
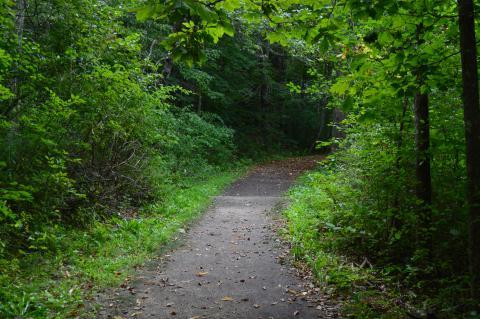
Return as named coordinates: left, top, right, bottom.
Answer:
left=1, top=0, right=480, bottom=317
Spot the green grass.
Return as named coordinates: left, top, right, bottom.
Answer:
left=281, top=171, right=406, bottom=319
left=0, top=167, right=246, bottom=318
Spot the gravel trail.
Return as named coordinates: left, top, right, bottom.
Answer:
left=99, top=156, right=338, bottom=319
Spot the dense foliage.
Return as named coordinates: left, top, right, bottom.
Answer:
left=286, top=113, right=471, bottom=316
left=0, top=1, right=325, bottom=317
left=2, top=0, right=480, bottom=317
left=0, top=0, right=237, bottom=257
left=0, top=0, right=324, bottom=256
left=262, top=0, right=479, bottom=317
left=138, top=0, right=480, bottom=316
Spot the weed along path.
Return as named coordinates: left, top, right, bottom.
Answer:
left=98, top=156, right=338, bottom=319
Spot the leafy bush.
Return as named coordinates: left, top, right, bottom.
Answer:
left=0, top=0, right=236, bottom=259
left=285, top=106, right=472, bottom=316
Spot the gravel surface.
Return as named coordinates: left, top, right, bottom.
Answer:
left=97, top=156, right=339, bottom=319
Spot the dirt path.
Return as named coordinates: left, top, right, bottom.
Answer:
left=98, top=156, right=338, bottom=319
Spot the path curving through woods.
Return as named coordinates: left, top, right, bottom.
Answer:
left=98, top=156, right=338, bottom=319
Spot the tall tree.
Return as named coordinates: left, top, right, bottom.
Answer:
left=413, top=22, right=432, bottom=208
left=413, top=92, right=431, bottom=205
left=457, top=0, right=480, bottom=298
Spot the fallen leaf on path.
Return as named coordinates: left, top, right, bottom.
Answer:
left=253, top=304, right=260, bottom=308
left=221, top=296, right=234, bottom=301
left=287, top=288, right=297, bottom=294
left=196, top=271, right=208, bottom=277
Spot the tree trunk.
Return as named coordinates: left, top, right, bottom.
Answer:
left=309, top=96, right=328, bottom=153
left=331, top=108, right=346, bottom=139
left=458, top=0, right=480, bottom=299
left=15, top=0, right=25, bottom=52
left=414, top=92, right=432, bottom=205
left=5, top=0, right=26, bottom=116
left=391, top=96, right=409, bottom=232
left=197, top=92, right=202, bottom=113
left=162, top=21, right=182, bottom=79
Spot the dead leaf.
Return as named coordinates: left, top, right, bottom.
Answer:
left=253, top=304, right=260, bottom=308
left=196, top=271, right=208, bottom=277
left=221, top=296, right=234, bottom=301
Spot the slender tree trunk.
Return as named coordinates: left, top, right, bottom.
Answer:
left=258, top=39, right=270, bottom=145
left=309, top=96, right=328, bottom=153
left=397, top=96, right=408, bottom=153
left=331, top=66, right=345, bottom=150
left=5, top=0, right=26, bottom=116
left=413, top=91, right=433, bottom=262
left=391, top=96, right=409, bottom=233
left=331, top=109, right=346, bottom=138
left=197, top=92, right=202, bottom=113
left=414, top=92, right=432, bottom=205
left=15, top=0, right=25, bottom=53
left=162, top=21, right=182, bottom=79
left=458, top=0, right=480, bottom=299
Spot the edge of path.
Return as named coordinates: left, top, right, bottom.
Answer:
left=91, top=155, right=340, bottom=318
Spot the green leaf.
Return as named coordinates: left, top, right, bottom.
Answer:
left=330, top=79, right=350, bottom=95
left=378, top=32, right=394, bottom=45
left=266, top=32, right=289, bottom=46
left=221, top=21, right=235, bottom=37
left=133, top=6, right=155, bottom=21
left=184, top=0, right=218, bottom=22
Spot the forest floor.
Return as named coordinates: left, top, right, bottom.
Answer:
left=95, top=156, right=340, bottom=319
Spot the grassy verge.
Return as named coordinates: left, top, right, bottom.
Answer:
left=282, top=170, right=407, bottom=319
left=0, top=166, right=246, bottom=318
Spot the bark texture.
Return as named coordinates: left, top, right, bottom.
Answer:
left=458, top=0, right=480, bottom=298
left=414, top=92, right=431, bottom=205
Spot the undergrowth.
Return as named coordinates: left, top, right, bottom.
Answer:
left=0, top=167, right=245, bottom=318
left=283, top=148, right=479, bottom=318
left=283, top=172, right=407, bottom=318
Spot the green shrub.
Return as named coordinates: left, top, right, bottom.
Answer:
left=284, top=105, right=472, bottom=316
left=0, top=2, right=236, bottom=257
